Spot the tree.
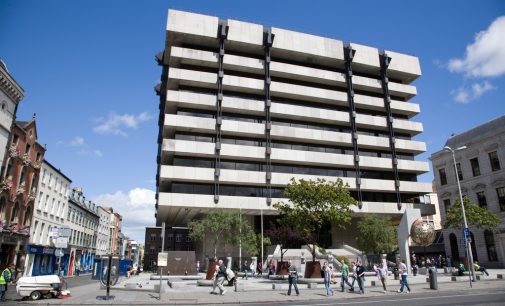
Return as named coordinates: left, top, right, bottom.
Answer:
left=188, top=209, right=258, bottom=258
left=445, top=196, right=500, bottom=231
left=273, top=178, right=357, bottom=262
left=356, top=215, right=397, bottom=255
left=265, top=222, right=308, bottom=262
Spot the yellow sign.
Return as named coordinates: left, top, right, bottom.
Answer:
left=158, top=252, right=168, bottom=267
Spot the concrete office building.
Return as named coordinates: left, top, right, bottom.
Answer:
left=24, top=160, right=71, bottom=276
left=155, top=10, right=434, bottom=263
left=431, top=115, right=505, bottom=268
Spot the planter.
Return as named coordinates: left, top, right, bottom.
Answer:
left=205, top=262, right=218, bottom=280
left=304, top=261, right=322, bottom=278
left=276, top=261, right=289, bottom=276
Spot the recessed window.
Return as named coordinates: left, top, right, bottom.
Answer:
left=470, top=158, right=480, bottom=176
left=443, top=199, right=451, bottom=213
left=488, top=151, right=500, bottom=172
left=456, top=163, right=463, bottom=181
left=484, top=230, right=498, bottom=262
left=439, top=168, right=447, bottom=185
left=476, top=191, right=487, bottom=208
left=497, top=187, right=505, bottom=211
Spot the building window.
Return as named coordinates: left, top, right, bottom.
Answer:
left=10, top=202, right=20, bottom=223
left=456, top=163, right=463, bottom=181
left=0, top=197, right=6, bottom=220
left=497, top=187, right=505, bottom=211
left=439, top=168, right=447, bottom=185
left=476, top=191, right=487, bottom=208
left=470, top=158, right=480, bottom=176
left=150, top=234, right=156, bottom=241
left=23, top=206, right=32, bottom=227
left=186, top=236, right=191, bottom=242
left=167, top=233, right=174, bottom=241
left=24, top=144, right=31, bottom=154
left=176, top=233, right=183, bottom=242
left=443, top=199, right=451, bottom=213
left=488, top=151, right=500, bottom=171
left=484, top=230, right=498, bottom=262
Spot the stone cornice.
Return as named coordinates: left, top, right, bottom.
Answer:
left=0, top=67, right=24, bottom=103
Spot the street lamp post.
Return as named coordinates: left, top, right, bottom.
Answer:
left=444, top=145, right=475, bottom=287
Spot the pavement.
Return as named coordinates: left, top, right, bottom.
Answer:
left=7, top=269, right=505, bottom=305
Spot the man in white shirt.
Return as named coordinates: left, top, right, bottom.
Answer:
left=397, top=258, right=411, bottom=293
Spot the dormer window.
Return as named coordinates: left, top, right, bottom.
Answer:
left=25, top=144, right=31, bottom=154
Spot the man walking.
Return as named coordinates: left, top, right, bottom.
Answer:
left=250, top=260, right=257, bottom=278
left=210, top=259, right=227, bottom=295
left=349, top=261, right=357, bottom=291
left=242, top=260, right=249, bottom=280
left=397, top=258, right=411, bottom=293
left=340, top=261, right=353, bottom=292
left=287, top=260, right=299, bottom=296
left=355, top=262, right=365, bottom=294
left=0, top=265, right=14, bottom=302
left=323, top=262, right=334, bottom=296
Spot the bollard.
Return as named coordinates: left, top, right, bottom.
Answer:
left=429, top=267, right=438, bottom=290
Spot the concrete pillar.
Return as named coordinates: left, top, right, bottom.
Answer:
left=226, top=256, right=232, bottom=269
left=398, top=208, right=421, bottom=272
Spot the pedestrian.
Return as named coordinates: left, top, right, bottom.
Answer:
left=411, top=255, right=418, bottom=276
left=349, top=262, right=357, bottom=291
left=473, top=262, right=489, bottom=276
left=287, top=260, right=299, bottom=296
left=355, top=262, right=365, bottom=294
left=397, top=258, right=411, bottom=293
left=269, top=261, right=276, bottom=276
left=250, top=260, right=257, bottom=278
left=257, top=261, right=263, bottom=278
left=339, top=261, right=353, bottom=292
left=378, top=262, right=388, bottom=293
left=210, top=259, right=227, bottom=295
left=0, top=264, right=14, bottom=302
left=323, top=262, right=334, bottom=296
left=196, top=260, right=200, bottom=274
left=242, top=260, right=249, bottom=280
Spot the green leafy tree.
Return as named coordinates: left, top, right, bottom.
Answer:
left=445, top=196, right=500, bottom=231
left=188, top=209, right=259, bottom=258
left=273, top=178, right=357, bottom=262
left=356, top=215, right=397, bottom=255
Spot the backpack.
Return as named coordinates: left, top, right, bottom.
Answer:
left=226, top=268, right=235, bottom=281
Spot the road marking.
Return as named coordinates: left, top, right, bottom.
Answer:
left=288, top=290, right=505, bottom=306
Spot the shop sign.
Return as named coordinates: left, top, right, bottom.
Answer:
left=27, top=245, right=55, bottom=255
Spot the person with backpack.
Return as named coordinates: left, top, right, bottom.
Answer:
left=0, top=265, right=14, bottom=302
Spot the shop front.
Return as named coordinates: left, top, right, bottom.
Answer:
left=0, top=231, right=29, bottom=278
left=26, top=245, right=56, bottom=276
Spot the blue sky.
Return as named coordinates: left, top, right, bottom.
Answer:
left=1, top=0, right=504, bottom=242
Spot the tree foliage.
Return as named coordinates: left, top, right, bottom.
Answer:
left=273, top=178, right=357, bottom=262
left=445, top=196, right=500, bottom=231
left=265, top=222, right=309, bottom=262
left=356, top=215, right=397, bottom=255
left=188, top=209, right=259, bottom=258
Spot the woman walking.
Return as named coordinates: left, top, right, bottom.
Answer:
left=379, top=262, right=388, bottom=293
left=323, top=262, right=334, bottom=296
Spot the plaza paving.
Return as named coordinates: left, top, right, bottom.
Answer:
left=12, top=269, right=505, bottom=305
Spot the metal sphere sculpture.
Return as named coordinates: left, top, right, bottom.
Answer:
left=410, top=219, right=436, bottom=246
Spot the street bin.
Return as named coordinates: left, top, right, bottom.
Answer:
left=429, top=266, right=438, bottom=290
left=393, top=267, right=399, bottom=280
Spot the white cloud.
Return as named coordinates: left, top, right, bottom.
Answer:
left=70, top=136, right=85, bottom=147
left=93, top=112, right=152, bottom=137
left=451, top=81, right=496, bottom=104
left=448, top=16, right=505, bottom=78
left=93, top=188, right=156, bottom=243
left=57, top=136, right=103, bottom=158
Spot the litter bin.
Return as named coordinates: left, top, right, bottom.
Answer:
left=393, top=267, right=399, bottom=280
left=429, top=266, right=438, bottom=290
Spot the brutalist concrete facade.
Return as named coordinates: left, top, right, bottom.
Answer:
left=155, top=10, right=433, bottom=259
left=431, top=115, right=505, bottom=268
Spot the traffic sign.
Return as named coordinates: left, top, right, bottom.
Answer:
left=463, top=228, right=470, bottom=239
left=158, top=252, right=168, bottom=267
